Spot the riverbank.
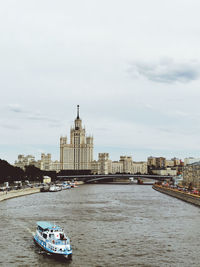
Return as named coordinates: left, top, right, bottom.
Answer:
left=103, top=182, right=153, bottom=185
left=153, top=184, right=200, bottom=207
left=0, top=188, right=40, bottom=202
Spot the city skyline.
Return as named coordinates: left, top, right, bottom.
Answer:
left=1, top=1, right=200, bottom=163
left=8, top=105, right=200, bottom=165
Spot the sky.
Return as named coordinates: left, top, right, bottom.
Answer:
left=1, top=0, right=200, bottom=164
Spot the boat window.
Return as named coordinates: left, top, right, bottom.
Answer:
left=38, top=226, right=43, bottom=232
left=43, top=233, right=47, bottom=239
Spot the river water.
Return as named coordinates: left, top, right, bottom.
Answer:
left=0, top=184, right=200, bottom=267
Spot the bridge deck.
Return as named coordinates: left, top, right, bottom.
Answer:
left=57, top=174, right=172, bottom=183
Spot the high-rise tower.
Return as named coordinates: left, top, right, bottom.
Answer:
left=60, top=105, right=93, bottom=170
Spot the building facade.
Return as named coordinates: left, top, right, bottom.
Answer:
left=98, top=153, right=112, bottom=175
left=60, top=106, right=93, bottom=170
left=120, top=156, right=133, bottom=173
left=147, top=156, right=166, bottom=169
left=91, top=160, right=99, bottom=175
left=184, top=157, right=200, bottom=166
left=111, top=161, right=123, bottom=174
left=15, top=153, right=60, bottom=172
left=152, top=168, right=177, bottom=176
left=41, top=153, right=52, bottom=170
left=183, top=162, right=200, bottom=188
left=15, top=155, right=36, bottom=170
left=92, top=156, right=147, bottom=175
left=132, top=161, right=147, bottom=174
left=165, top=160, right=175, bottom=167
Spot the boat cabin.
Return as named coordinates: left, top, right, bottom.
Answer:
left=36, top=221, right=68, bottom=244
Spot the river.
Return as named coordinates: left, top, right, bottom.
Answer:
left=0, top=184, right=200, bottom=267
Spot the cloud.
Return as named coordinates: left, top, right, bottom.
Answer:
left=48, top=122, right=62, bottom=128
left=128, top=59, right=200, bottom=84
left=6, top=103, right=63, bottom=128
left=8, top=104, right=24, bottom=113
left=27, top=114, right=59, bottom=123
left=0, top=123, right=20, bottom=130
left=174, top=110, right=189, bottom=117
left=7, top=105, right=60, bottom=124
left=27, top=112, right=61, bottom=125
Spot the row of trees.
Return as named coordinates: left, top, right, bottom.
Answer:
left=0, top=158, right=95, bottom=185
left=0, top=159, right=56, bottom=184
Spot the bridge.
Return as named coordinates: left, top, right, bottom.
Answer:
left=57, top=174, right=173, bottom=183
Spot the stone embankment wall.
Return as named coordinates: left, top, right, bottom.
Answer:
left=153, top=185, right=200, bottom=207
left=0, top=188, right=40, bottom=202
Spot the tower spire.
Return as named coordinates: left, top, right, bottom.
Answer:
left=77, top=105, right=80, bottom=119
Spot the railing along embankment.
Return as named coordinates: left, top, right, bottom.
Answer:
left=152, top=184, right=200, bottom=207
left=0, top=188, right=40, bottom=202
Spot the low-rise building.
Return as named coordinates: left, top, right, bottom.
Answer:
left=152, top=168, right=177, bottom=176
left=43, top=176, right=51, bottom=184
left=183, top=162, right=200, bottom=189
left=171, top=157, right=181, bottom=166
left=147, top=156, right=166, bottom=169
left=184, top=157, right=200, bottom=166
left=165, top=160, right=175, bottom=167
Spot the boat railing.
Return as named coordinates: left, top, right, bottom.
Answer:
left=48, top=238, right=69, bottom=245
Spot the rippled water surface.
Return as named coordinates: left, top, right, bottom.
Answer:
left=1, top=184, right=200, bottom=267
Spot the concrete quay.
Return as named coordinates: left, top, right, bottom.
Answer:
left=0, top=188, right=40, bottom=202
left=153, top=184, right=200, bottom=207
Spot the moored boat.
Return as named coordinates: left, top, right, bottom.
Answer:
left=49, top=185, right=62, bottom=192
left=70, top=181, right=78, bottom=188
left=129, top=177, right=138, bottom=184
left=40, top=185, right=50, bottom=192
left=61, top=182, right=71, bottom=190
left=33, top=221, right=72, bottom=259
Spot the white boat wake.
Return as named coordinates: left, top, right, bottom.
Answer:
left=25, top=227, right=35, bottom=236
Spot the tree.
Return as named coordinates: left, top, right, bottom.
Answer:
left=0, top=159, right=25, bottom=184
left=24, top=165, right=42, bottom=182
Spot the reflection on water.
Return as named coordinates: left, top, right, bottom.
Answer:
left=0, top=184, right=200, bottom=267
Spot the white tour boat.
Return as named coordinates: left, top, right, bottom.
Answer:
left=34, top=221, right=72, bottom=259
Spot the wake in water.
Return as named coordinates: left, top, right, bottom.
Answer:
left=25, top=227, right=35, bottom=237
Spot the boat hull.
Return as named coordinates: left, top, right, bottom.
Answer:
left=33, top=235, right=72, bottom=259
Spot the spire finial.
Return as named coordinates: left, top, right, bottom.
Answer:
left=77, top=105, right=80, bottom=119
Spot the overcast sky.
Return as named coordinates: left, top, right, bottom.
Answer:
left=1, top=0, right=200, bottom=163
